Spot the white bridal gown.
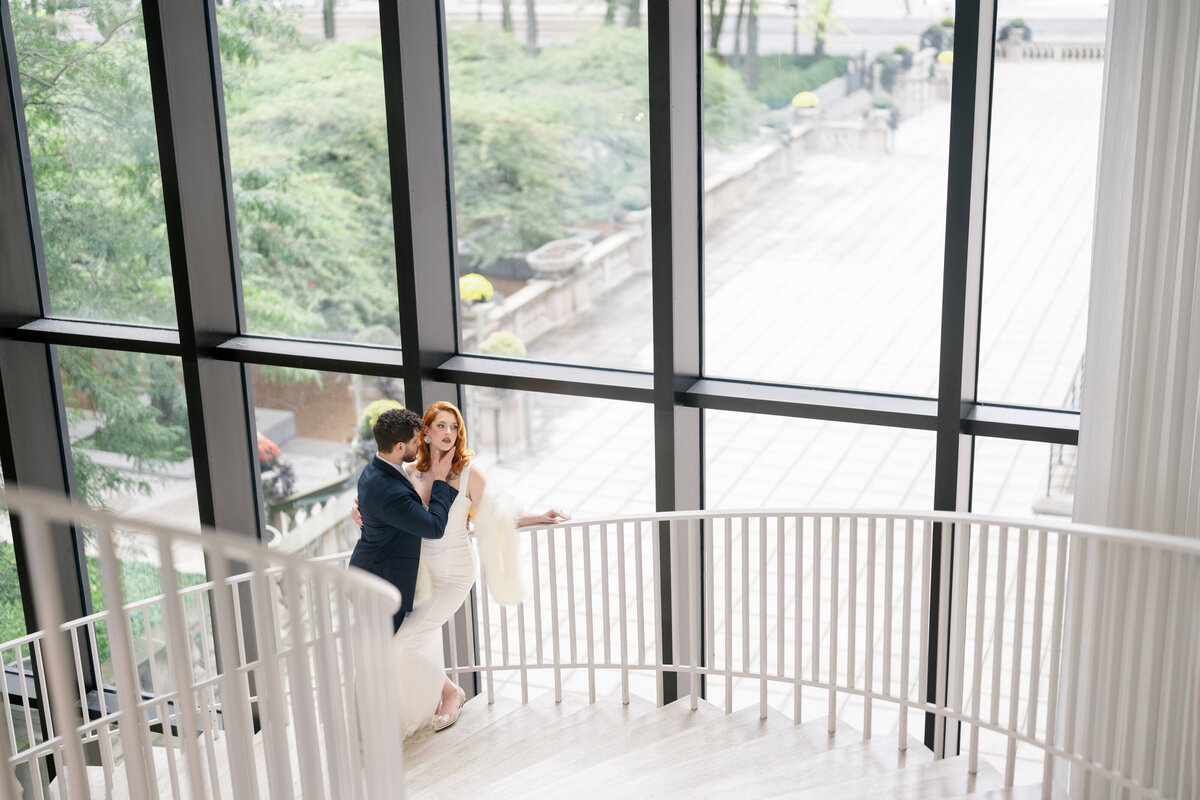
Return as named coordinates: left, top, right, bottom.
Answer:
left=391, top=461, right=479, bottom=739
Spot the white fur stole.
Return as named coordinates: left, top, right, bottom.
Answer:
left=472, top=488, right=529, bottom=605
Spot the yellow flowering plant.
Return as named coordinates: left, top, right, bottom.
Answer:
left=459, top=272, right=494, bottom=304
left=937, top=51, right=954, bottom=65
left=360, top=399, right=404, bottom=437
left=480, top=330, right=527, bottom=358
left=791, top=91, right=819, bottom=109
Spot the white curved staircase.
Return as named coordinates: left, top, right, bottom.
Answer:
left=3, top=491, right=1198, bottom=798
left=402, top=690, right=1015, bottom=798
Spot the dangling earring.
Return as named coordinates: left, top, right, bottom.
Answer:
left=424, top=436, right=432, bottom=443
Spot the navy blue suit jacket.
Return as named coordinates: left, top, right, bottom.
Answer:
left=348, top=456, right=458, bottom=632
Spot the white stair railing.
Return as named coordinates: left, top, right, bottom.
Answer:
left=4, top=500, right=1197, bottom=799
left=458, top=510, right=1199, bottom=800
left=0, top=486, right=403, bottom=800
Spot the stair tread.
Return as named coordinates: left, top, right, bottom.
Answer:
left=669, top=730, right=939, bottom=799
left=545, top=703, right=812, bottom=790
left=407, top=693, right=659, bottom=795
left=404, top=690, right=593, bottom=790
left=434, top=696, right=727, bottom=796
left=948, top=781, right=1061, bottom=799
left=789, top=754, right=1008, bottom=799
left=402, top=691, right=524, bottom=767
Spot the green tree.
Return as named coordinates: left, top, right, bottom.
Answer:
left=809, top=0, right=837, bottom=61
left=708, top=0, right=729, bottom=54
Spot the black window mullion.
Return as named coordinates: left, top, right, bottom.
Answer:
left=141, top=0, right=261, bottom=541
left=648, top=0, right=703, bottom=706
left=0, top=0, right=97, bottom=737
left=929, top=0, right=998, bottom=755
left=0, top=0, right=92, bottom=646
left=379, top=0, right=460, bottom=412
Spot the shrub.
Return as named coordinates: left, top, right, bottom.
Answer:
left=752, top=54, right=850, bottom=110
left=360, top=398, right=404, bottom=437
left=480, top=330, right=527, bottom=358
left=616, top=185, right=650, bottom=211
left=704, top=53, right=770, bottom=144
left=459, top=272, right=495, bottom=303
left=921, top=24, right=952, bottom=52
left=998, top=20, right=1032, bottom=42
left=874, top=52, right=900, bottom=93
left=871, top=92, right=894, bottom=109
left=941, top=17, right=955, bottom=28
left=893, top=43, right=913, bottom=69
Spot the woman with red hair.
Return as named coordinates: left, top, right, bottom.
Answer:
left=353, top=400, right=568, bottom=738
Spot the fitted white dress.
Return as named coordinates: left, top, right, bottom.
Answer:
left=391, top=461, right=478, bottom=739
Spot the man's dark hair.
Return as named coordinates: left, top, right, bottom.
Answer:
left=373, top=408, right=422, bottom=454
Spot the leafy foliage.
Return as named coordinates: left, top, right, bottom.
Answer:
left=752, top=54, right=850, bottom=110
left=10, top=4, right=781, bottom=516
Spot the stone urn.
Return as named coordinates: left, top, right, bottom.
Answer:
left=525, top=237, right=592, bottom=277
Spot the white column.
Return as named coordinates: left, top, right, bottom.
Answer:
left=1073, top=1, right=1200, bottom=537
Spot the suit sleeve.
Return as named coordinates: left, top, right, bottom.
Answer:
left=378, top=479, right=458, bottom=540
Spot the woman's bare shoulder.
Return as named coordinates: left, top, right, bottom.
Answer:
left=467, top=460, right=487, bottom=499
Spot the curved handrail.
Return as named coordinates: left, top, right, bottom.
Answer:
left=0, top=484, right=403, bottom=800
left=516, top=506, right=1200, bottom=555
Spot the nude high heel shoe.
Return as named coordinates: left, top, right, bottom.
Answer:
left=432, top=685, right=466, bottom=732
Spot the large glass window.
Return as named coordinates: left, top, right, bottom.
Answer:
left=218, top=6, right=400, bottom=343
left=248, top=364, right=393, bottom=554
left=58, top=347, right=204, bottom=685
left=0, top=470, right=23, bottom=644
left=13, top=1, right=175, bottom=326
left=702, top=1, right=952, bottom=396
left=59, top=347, right=201, bottom=608
left=977, top=6, right=1105, bottom=408
left=972, top=436, right=1078, bottom=520
left=444, top=7, right=653, bottom=370
left=462, top=389, right=655, bottom=519
left=705, top=412, right=935, bottom=509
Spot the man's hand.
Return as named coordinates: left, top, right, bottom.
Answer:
left=351, top=498, right=363, bottom=528
left=431, top=447, right=454, bottom=482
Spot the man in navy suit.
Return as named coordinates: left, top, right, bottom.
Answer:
left=349, top=408, right=456, bottom=632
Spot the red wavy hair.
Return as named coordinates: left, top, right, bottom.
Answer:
left=415, top=401, right=474, bottom=477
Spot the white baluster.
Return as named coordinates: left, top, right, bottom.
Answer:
left=829, top=517, right=839, bottom=733
left=583, top=524, right=595, bottom=703
left=93, top=522, right=150, bottom=800
left=864, top=517, right=875, bottom=740
left=689, top=518, right=700, bottom=712
left=617, top=522, right=629, bottom=705
left=758, top=515, right=767, bottom=719
left=969, top=524, right=989, bottom=776
left=1004, top=527, right=1029, bottom=785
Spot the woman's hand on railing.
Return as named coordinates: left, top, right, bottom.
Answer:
left=351, top=498, right=362, bottom=529
left=517, top=508, right=571, bottom=527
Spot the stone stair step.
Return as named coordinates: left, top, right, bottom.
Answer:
left=466, top=697, right=729, bottom=797
left=547, top=702, right=806, bottom=794
left=401, top=691, right=523, bottom=770
left=791, top=753, right=1007, bottom=799
left=658, top=722, right=934, bottom=798
left=407, top=693, right=659, bottom=797
left=404, top=690, right=591, bottom=792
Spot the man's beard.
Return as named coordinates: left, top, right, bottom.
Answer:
left=402, top=442, right=420, bottom=462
